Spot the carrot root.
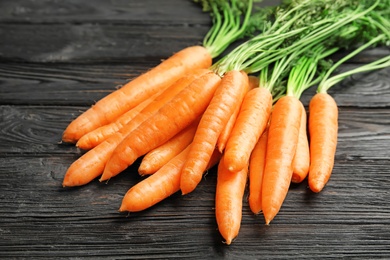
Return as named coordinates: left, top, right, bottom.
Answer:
left=291, top=101, right=310, bottom=183
left=261, top=95, right=302, bottom=225
left=223, top=87, right=272, bottom=173
left=308, top=92, right=338, bottom=193
left=248, top=127, right=268, bottom=215
left=180, top=70, right=248, bottom=195
left=215, top=155, right=248, bottom=245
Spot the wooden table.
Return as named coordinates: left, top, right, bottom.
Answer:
left=1, top=0, right=390, bottom=258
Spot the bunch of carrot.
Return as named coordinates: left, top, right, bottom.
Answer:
left=61, top=0, right=390, bottom=245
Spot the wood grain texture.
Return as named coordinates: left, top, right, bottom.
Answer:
left=1, top=63, right=389, bottom=106
left=0, top=0, right=390, bottom=258
left=0, top=0, right=209, bottom=24
left=0, top=156, right=389, bottom=258
left=0, top=23, right=208, bottom=62
left=1, top=105, right=389, bottom=158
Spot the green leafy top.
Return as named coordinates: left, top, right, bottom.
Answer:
left=195, top=0, right=271, bottom=58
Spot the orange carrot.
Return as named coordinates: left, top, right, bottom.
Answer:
left=216, top=74, right=257, bottom=153
left=248, top=127, right=268, bottom=215
left=291, top=102, right=310, bottom=183
left=215, top=155, right=248, bottom=245
left=261, top=95, right=302, bottom=225
left=101, top=72, right=222, bottom=182
left=62, top=135, right=122, bottom=187
left=223, top=87, right=272, bottom=173
left=75, top=69, right=209, bottom=150
left=62, top=69, right=211, bottom=187
left=76, top=90, right=162, bottom=150
left=138, top=120, right=199, bottom=176
left=308, top=92, right=338, bottom=193
left=119, top=147, right=221, bottom=212
left=62, top=46, right=212, bottom=143
left=180, top=70, right=248, bottom=195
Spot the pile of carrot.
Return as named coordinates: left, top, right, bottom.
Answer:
left=61, top=0, right=390, bottom=245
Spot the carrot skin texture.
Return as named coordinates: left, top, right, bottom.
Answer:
left=217, top=73, right=256, bottom=153
left=138, top=120, right=198, bottom=175
left=120, top=147, right=221, bottom=212
left=76, top=90, right=161, bottom=150
left=262, top=95, right=302, bottom=225
left=248, top=127, right=268, bottom=215
left=223, top=87, right=272, bottom=173
left=62, top=133, right=124, bottom=187
left=62, top=69, right=210, bottom=187
left=308, top=93, right=338, bottom=193
left=215, top=155, right=248, bottom=245
left=62, top=45, right=212, bottom=143
left=180, top=70, right=248, bottom=195
left=291, top=102, right=310, bottom=183
left=101, top=72, right=222, bottom=182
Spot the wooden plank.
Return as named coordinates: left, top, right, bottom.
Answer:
left=0, top=62, right=157, bottom=106
left=0, top=23, right=208, bottom=62
left=1, top=63, right=389, bottom=106
left=0, top=0, right=209, bottom=24
left=0, top=0, right=281, bottom=24
left=0, top=105, right=389, bottom=158
left=1, top=23, right=388, bottom=63
left=0, top=156, right=389, bottom=258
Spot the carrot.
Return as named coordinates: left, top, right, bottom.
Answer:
left=180, top=70, right=248, bottom=195
left=138, top=120, right=199, bottom=176
left=248, top=127, right=268, bottom=215
left=308, top=92, right=338, bottom=193
left=261, top=95, right=302, bottom=225
left=75, top=69, right=209, bottom=150
left=100, top=72, right=222, bottom=182
left=62, top=45, right=212, bottom=144
left=76, top=90, right=162, bottom=150
left=119, top=147, right=221, bottom=213
left=291, top=102, right=310, bottom=183
left=62, top=69, right=211, bottom=187
left=223, top=87, right=272, bottom=173
left=62, top=134, right=123, bottom=187
left=216, top=74, right=258, bottom=153
left=215, top=155, right=248, bottom=245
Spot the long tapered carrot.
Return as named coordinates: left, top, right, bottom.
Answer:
left=76, top=90, right=162, bottom=150
left=216, top=74, right=258, bottom=153
left=180, top=70, right=248, bottom=195
left=75, top=69, right=209, bottom=150
left=215, top=155, right=248, bottom=245
left=262, top=95, right=302, bottom=225
left=248, top=127, right=268, bottom=215
left=62, top=45, right=212, bottom=144
left=291, top=102, right=310, bottom=183
left=62, top=69, right=211, bottom=187
left=119, top=147, right=221, bottom=212
left=308, top=92, right=338, bottom=193
left=138, top=120, right=199, bottom=176
left=101, top=72, right=222, bottom=182
left=223, top=87, right=272, bottom=173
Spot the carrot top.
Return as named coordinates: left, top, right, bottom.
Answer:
left=211, top=0, right=388, bottom=78
left=195, top=0, right=266, bottom=59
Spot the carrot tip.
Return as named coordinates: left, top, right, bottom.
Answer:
left=118, top=205, right=127, bottom=212
left=224, top=239, right=232, bottom=245
left=99, top=178, right=110, bottom=184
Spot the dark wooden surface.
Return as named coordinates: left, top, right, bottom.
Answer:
left=1, top=1, right=390, bottom=259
